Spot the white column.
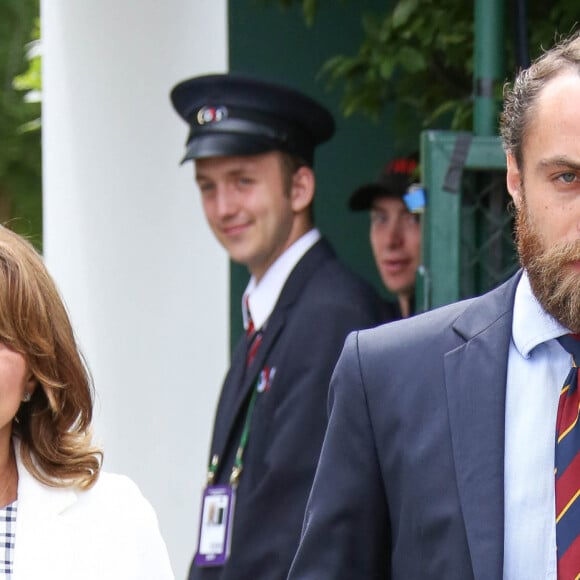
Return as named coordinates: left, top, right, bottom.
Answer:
left=41, top=1, right=228, bottom=576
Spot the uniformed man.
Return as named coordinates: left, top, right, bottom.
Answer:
left=170, top=73, right=389, bottom=580
left=348, top=155, right=422, bottom=318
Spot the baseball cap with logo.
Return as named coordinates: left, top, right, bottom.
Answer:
left=348, top=155, right=419, bottom=211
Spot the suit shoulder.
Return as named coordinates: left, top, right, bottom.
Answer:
left=357, top=294, right=477, bottom=351
left=302, top=264, right=385, bottom=327
left=355, top=273, right=518, bottom=354
left=309, top=254, right=382, bottom=302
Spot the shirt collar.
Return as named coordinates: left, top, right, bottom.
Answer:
left=512, top=270, right=570, bottom=358
left=242, top=229, right=321, bottom=331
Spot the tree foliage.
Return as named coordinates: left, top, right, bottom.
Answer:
left=13, top=17, right=41, bottom=133
left=264, top=0, right=580, bottom=132
left=0, top=0, right=42, bottom=246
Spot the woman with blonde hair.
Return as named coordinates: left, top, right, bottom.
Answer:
left=0, top=226, right=174, bottom=579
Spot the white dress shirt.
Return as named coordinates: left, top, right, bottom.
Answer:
left=242, top=228, right=321, bottom=331
left=504, top=271, right=571, bottom=579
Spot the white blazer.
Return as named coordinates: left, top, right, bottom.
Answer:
left=12, top=448, right=174, bottom=579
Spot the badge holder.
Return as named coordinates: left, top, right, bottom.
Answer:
left=194, top=482, right=236, bottom=566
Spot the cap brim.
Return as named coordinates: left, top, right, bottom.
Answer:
left=348, top=184, right=403, bottom=211
left=180, top=133, right=277, bottom=164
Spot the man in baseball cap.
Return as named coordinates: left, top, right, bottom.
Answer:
left=349, top=155, right=422, bottom=318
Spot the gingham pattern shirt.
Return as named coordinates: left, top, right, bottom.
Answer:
left=0, top=501, right=17, bottom=579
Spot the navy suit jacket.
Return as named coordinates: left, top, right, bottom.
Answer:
left=189, top=238, right=388, bottom=580
left=288, top=272, right=521, bottom=580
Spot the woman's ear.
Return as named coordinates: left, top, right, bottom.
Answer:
left=24, top=371, right=37, bottom=398
left=290, top=166, right=316, bottom=213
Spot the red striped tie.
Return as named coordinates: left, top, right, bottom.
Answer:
left=246, top=328, right=262, bottom=368
left=243, top=295, right=262, bottom=367
left=555, top=334, right=580, bottom=579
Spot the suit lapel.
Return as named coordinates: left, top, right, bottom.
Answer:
left=222, top=311, right=286, bottom=451
left=444, top=273, right=520, bottom=580
left=210, top=338, right=248, bottom=461
left=211, top=238, right=335, bottom=469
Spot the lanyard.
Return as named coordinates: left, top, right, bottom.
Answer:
left=207, top=381, right=260, bottom=487
left=207, top=325, right=266, bottom=487
left=229, top=386, right=258, bottom=486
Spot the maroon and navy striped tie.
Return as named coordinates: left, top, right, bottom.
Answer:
left=555, top=333, right=580, bottom=579
left=243, top=295, right=262, bottom=367
left=246, top=327, right=262, bottom=368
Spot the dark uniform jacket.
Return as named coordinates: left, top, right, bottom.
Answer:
left=188, top=238, right=388, bottom=580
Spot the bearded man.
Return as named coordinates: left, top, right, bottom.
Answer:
left=287, top=31, right=580, bottom=580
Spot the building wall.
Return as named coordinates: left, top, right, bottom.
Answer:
left=41, top=1, right=228, bottom=577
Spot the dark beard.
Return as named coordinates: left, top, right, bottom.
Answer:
left=515, top=201, right=580, bottom=333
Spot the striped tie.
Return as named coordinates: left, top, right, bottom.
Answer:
left=243, top=295, right=262, bottom=367
left=246, top=328, right=263, bottom=368
left=555, top=334, right=580, bottom=579
left=243, top=295, right=254, bottom=336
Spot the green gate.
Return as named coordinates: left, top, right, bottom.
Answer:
left=416, top=130, right=519, bottom=312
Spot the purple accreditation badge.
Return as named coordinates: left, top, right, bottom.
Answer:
left=194, top=484, right=236, bottom=567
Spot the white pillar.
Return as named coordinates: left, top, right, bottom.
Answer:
left=41, top=1, right=228, bottom=576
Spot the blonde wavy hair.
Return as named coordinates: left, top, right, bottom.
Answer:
left=0, top=226, right=102, bottom=489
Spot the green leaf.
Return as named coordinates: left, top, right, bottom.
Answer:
left=16, top=118, right=41, bottom=134
left=396, top=46, right=426, bottom=73
left=321, top=55, right=364, bottom=82
left=392, top=0, right=420, bottom=29
left=379, top=59, right=396, bottom=79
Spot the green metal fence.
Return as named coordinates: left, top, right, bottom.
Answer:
left=416, top=130, right=519, bottom=312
